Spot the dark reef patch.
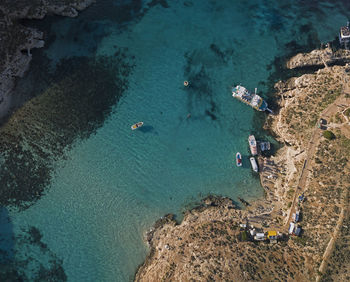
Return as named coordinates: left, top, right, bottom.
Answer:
left=68, top=0, right=171, bottom=31
left=0, top=52, right=134, bottom=210
left=0, top=210, right=66, bottom=281
left=183, top=44, right=235, bottom=121
left=148, top=0, right=169, bottom=9
left=209, top=43, right=234, bottom=64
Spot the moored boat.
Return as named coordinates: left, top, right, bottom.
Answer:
left=232, top=85, right=269, bottom=112
left=131, top=122, right=144, bottom=130
left=250, top=157, right=258, bottom=172
left=236, top=152, right=242, bottom=167
left=259, top=141, right=271, bottom=152
left=248, top=135, right=258, bottom=156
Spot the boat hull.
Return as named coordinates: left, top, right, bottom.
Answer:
left=248, top=135, right=258, bottom=156
left=249, top=157, right=258, bottom=172
left=131, top=122, right=144, bottom=130
left=236, top=152, right=242, bottom=167
left=232, top=85, right=268, bottom=112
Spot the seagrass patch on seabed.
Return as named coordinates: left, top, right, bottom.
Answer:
left=0, top=53, right=135, bottom=210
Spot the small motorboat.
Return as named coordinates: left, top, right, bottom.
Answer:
left=249, top=157, right=258, bottom=172
left=236, top=152, right=242, bottom=167
left=248, top=135, right=258, bottom=156
left=131, top=122, right=143, bottom=130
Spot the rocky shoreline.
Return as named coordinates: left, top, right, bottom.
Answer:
left=0, top=0, right=94, bottom=119
left=286, top=46, right=350, bottom=69
left=135, top=50, right=350, bottom=281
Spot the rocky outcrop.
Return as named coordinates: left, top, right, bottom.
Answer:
left=0, top=0, right=95, bottom=20
left=0, top=0, right=94, bottom=118
left=134, top=194, right=308, bottom=281
left=286, top=47, right=350, bottom=69
left=135, top=52, right=350, bottom=281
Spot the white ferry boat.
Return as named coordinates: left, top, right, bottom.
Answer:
left=232, top=85, right=270, bottom=112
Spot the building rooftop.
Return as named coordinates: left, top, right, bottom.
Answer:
left=268, top=230, right=277, bottom=237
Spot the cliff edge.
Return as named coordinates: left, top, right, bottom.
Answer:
left=0, top=0, right=94, bottom=118
left=286, top=46, right=350, bottom=69
left=135, top=51, right=350, bottom=281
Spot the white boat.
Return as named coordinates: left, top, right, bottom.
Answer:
left=232, top=85, right=269, bottom=111
left=249, top=157, right=258, bottom=172
left=236, top=152, right=242, bottom=167
left=131, top=122, right=143, bottom=130
left=248, top=135, right=258, bottom=156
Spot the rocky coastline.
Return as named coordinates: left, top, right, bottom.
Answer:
left=0, top=0, right=94, bottom=119
left=286, top=46, right=350, bottom=69
left=135, top=50, right=350, bottom=281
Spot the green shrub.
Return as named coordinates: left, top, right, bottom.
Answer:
left=344, top=108, right=350, bottom=117
left=323, top=130, right=335, bottom=140
left=240, top=231, right=248, bottom=241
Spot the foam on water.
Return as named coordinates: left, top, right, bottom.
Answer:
left=5, top=0, right=349, bottom=281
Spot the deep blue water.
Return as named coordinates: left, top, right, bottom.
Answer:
left=0, top=0, right=349, bottom=281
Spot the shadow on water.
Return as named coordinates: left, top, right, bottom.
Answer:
left=138, top=125, right=155, bottom=133
left=240, top=155, right=252, bottom=170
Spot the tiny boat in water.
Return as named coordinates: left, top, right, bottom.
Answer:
left=236, top=152, right=242, bottom=167
left=131, top=122, right=143, bottom=130
left=250, top=157, right=258, bottom=172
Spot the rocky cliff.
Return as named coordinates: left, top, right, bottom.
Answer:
left=135, top=51, right=350, bottom=281
left=286, top=46, right=350, bottom=69
left=0, top=0, right=94, bottom=118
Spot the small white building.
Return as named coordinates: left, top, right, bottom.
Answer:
left=254, top=233, right=266, bottom=241
left=288, top=222, right=295, bottom=234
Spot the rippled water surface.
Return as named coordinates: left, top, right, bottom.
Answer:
left=0, top=0, right=348, bottom=281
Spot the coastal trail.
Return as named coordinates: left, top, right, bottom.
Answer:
left=285, top=96, right=348, bottom=226
left=285, top=70, right=350, bottom=280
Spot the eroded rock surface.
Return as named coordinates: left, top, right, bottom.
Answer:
left=0, top=0, right=94, bottom=117
left=136, top=53, right=350, bottom=281
left=286, top=47, right=350, bottom=69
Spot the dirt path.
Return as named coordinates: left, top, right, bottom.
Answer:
left=285, top=95, right=348, bottom=227
left=285, top=71, right=350, bottom=280
left=316, top=196, right=347, bottom=282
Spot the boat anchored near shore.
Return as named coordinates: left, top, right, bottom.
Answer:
left=232, top=85, right=272, bottom=113
left=249, top=157, right=259, bottom=172
left=248, top=135, right=258, bottom=156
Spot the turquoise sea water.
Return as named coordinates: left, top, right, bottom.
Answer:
left=1, top=0, right=349, bottom=281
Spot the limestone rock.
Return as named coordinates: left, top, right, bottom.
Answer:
left=287, top=47, right=350, bottom=69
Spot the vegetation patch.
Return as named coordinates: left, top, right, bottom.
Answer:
left=323, top=130, right=335, bottom=140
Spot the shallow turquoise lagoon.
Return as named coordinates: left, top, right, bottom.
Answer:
left=4, top=0, right=349, bottom=281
